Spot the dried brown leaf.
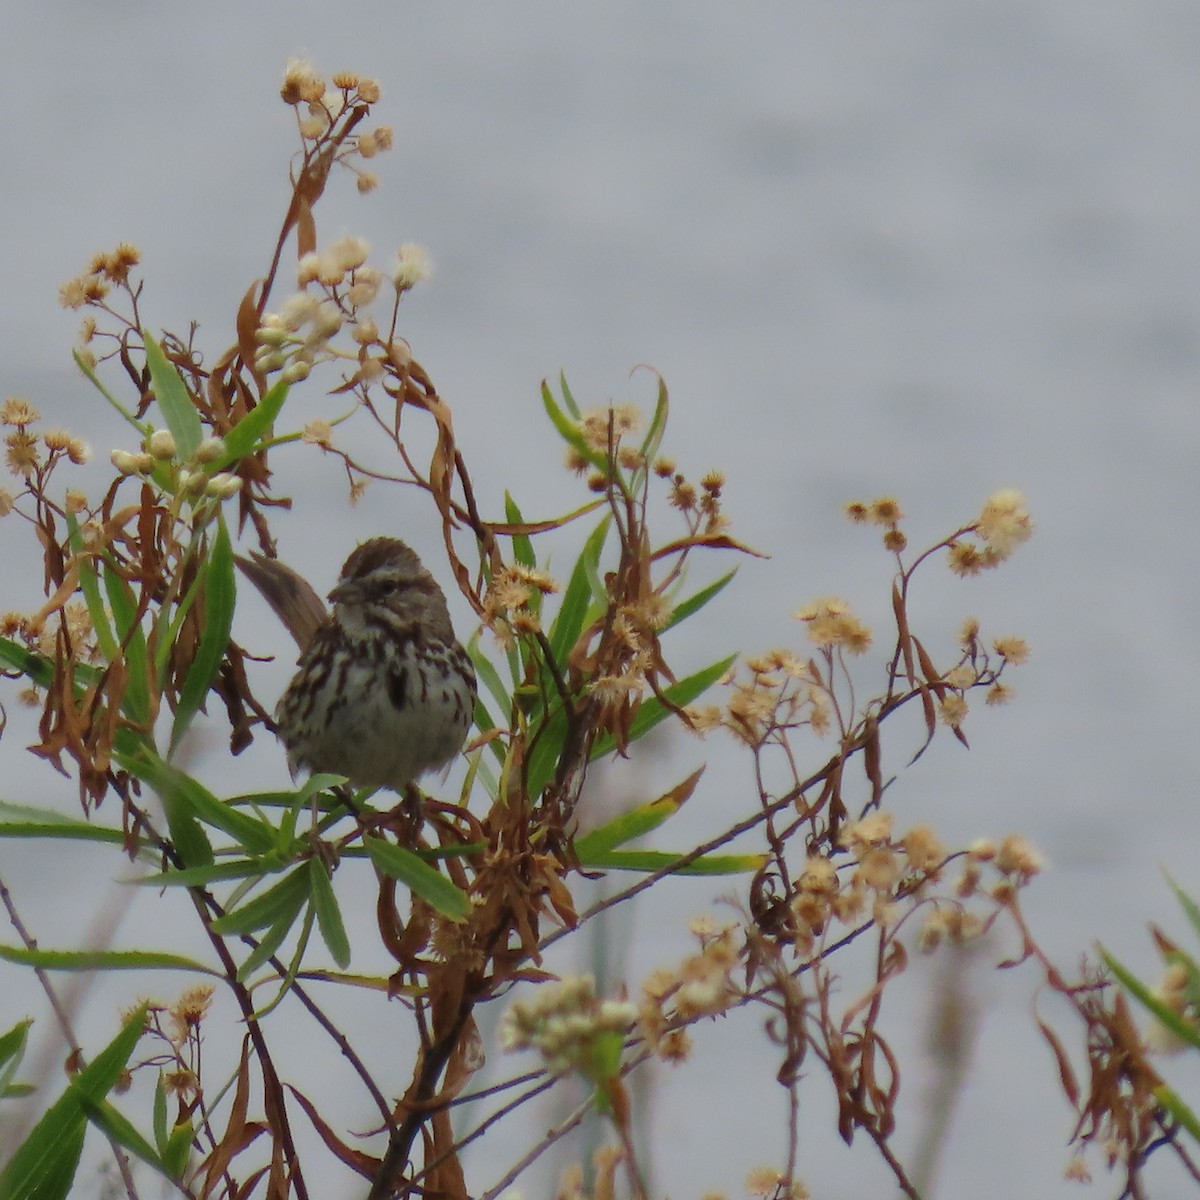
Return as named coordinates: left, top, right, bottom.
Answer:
left=862, top=715, right=882, bottom=808
left=287, top=1085, right=380, bottom=1179
left=1036, top=1017, right=1081, bottom=1107
left=892, top=581, right=915, bottom=686
left=199, top=1038, right=260, bottom=1197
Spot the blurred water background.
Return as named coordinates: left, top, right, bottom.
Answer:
left=3, top=3, right=1200, bottom=1196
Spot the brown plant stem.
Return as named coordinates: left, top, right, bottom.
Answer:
left=0, top=875, right=141, bottom=1200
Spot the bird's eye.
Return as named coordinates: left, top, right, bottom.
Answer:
left=377, top=579, right=398, bottom=595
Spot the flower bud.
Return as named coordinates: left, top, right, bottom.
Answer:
left=205, top=473, right=242, bottom=499
left=193, top=436, right=227, bottom=464
left=176, top=469, right=206, bottom=496
left=147, top=429, right=177, bottom=459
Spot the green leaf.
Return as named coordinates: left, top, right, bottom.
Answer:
left=1165, top=871, right=1200, bottom=949
left=0, top=1099, right=84, bottom=1200
left=364, top=836, right=471, bottom=922
left=153, top=1076, right=168, bottom=1153
left=505, top=492, right=536, bottom=571
left=525, top=702, right=571, bottom=801
left=161, top=1117, right=195, bottom=1180
left=122, top=751, right=274, bottom=858
left=662, top=568, right=737, bottom=634
left=170, top=521, right=236, bottom=754
left=0, top=1020, right=31, bottom=1073
left=215, top=377, right=290, bottom=468
left=219, top=779, right=347, bottom=813
left=256, top=905, right=317, bottom=1013
left=66, top=514, right=119, bottom=665
left=1101, top=948, right=1200, bottom=1053
left=72, top=349, right=148, bottom=436
left=153, top=540, right=206, bottom=681
left=0, top=946, right=215, bottom=974
left=0, top=637, right=57, bottom=689
left=639, top=375, right=669, bottom=468
left=542, top=380, right=604, bottom=469
left=468, top=690, right=503, bottom=770
left=1154, top=1082, right=1200, bottom=1146
left=557, top=371, right=582, bottom=420
left=0, top=1005, right=147, bottom=1200
left=81, top=1098, right=167, bottom=1177
left=307, top=859, right=351, bottom=968
left=210, top=866, right=310, bottom=936
left=573, top=767, right=703, bottom=858
left=575, top=848, right=766, bottom=876
left=0, top=802, right=125, bottom=847
left=0, top=1019, right=32, bottom=1103
left=469, top=635, right=511, bottom=716
left=142, top=332, right=203, bottom=459
left=130, top=858, right=289, bottom=889
left=236, top=903, right=302, bottom=983
left=102, top=557, right=151, bottom=725
left=547, top=517, right=609, bottom=668
left=590, top=654, right=737, bottom=762
left=127, top=758, right=213, bottom=869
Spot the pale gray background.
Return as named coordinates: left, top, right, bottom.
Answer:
left=3, top=3, right=1200, bottom=1197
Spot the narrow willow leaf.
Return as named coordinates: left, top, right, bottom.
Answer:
left=1164, top=871, right=1200, bottom=948
left=558, top=371, right=582, bottom=419
left=1101, top=948, right=1200, bottom=1052
left=235, top=904, right=301, bottom=984
left=573, top=767, right=703, bottom=858
left=1154, top=1083, right=1200, bottom=1145
left=210, top=866, right=310, bottom=935
left=130, top=859, right=288, bottom=888
left=72, top=348, right=148, bottom=435
left=547, top=517, right=609, bottom=668
left=66, top=513, right=120, bottom=663
left=82, top=1099, right=167, bottom=1176
left=161, top=1118, right=195, bottom=1180
left=0, top=1020, right=31, bottom=1072
left=262, top=905, right=317, bottom=1015
left=142, top=332, right=203, bottom=458
left=0, top=801, right=125, bottom=846
left=102, top=558, right=152, bottom=725
left=154, top=539, right=207, bottom=681
left=505, top=492, right=536, bottom=571
left=662, top=568, right=737, bottom=634
left=639, top=375, right=669, bottom=466
left=0, top=637, right=57, bottom=688
left=0, top=1005, right=147, bottom=1200
left=218, top=777, right=348, bottom=814
left=525, top=702, right=570, bottom=802
left=542, top=380, right=604, bottom=469
left=575, top=848, right=766, bottom=875
left=0, top=946, right=215, bottom=974
left=123, top=751, right=274, bottom=856
left=170, top=521, right=236, bottom=754
left=364, top=836, right=471, bottom=922
left=0, top=1020, right=31, bottom=1103
left=590, top=654, right=737, bottom=762
left=469, top=633, right=510, bottom=712
left=215, top=378, right=290, bottom=468
left=307, top=859, right=351, bottom=968
left=153, top=1076, right=168, bottom=1152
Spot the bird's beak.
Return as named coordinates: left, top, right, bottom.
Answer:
left=327, top=580, right=359, bottom=606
